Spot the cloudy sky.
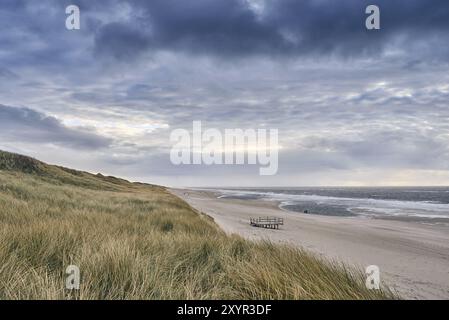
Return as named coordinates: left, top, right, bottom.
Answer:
left=1, top=0, right=449, bottom=187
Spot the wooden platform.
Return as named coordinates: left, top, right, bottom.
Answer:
left=250, top=217, right=284, bottom=229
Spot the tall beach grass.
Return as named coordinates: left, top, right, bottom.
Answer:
left=0, top=150, right=395, bottom=299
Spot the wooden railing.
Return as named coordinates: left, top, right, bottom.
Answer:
left=250, top=217, right=284, bottom=229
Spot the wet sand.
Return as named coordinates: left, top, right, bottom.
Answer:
left=170, top=188, right=449, bottom=300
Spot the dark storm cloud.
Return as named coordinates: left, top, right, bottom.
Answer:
left=3, top=0, right=449, bottom=72
left=0, top=105, right=112, bottom=149
left=93, top=0, right=281, bottom=59
left=0, top=68, right=18, bottom=80
left=94, top=22, right=153, bottom=60
left=93, top=0, right=449, bottom=60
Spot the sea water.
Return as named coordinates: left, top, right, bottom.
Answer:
left=211, top=187, right=449, bottom=221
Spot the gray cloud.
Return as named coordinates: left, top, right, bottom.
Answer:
left=92, top=0, right=449, bottom=61
left=1, top=1, right=449, bottom=186
left=0, top=105, right=112, bottom=149
left=0, top=68, right=19, bottom=80
left=290, top=128, right=449, bottom=171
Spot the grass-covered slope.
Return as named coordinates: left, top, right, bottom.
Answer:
left=0, top=150, right=394, bottom=299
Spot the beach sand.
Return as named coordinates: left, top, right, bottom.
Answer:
left=171, top=188, right=449, bottom=300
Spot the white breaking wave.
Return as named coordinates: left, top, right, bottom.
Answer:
left=210, top=188, right=449, bottom=219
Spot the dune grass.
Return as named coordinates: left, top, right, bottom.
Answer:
left=0, top=150, right=395, bottom=299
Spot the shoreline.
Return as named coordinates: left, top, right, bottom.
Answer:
left=170, top=188, right=449, bottom=300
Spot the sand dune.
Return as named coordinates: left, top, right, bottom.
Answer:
left=171, top=188, right=449, bottom=300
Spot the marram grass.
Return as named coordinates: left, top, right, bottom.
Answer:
left=0, top=150, right=395, bottom=300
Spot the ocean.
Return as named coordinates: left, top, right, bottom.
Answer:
left=210, top=187, right=449, bottom=221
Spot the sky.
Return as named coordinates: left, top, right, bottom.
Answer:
left=1, top=0, right=449, bottom=187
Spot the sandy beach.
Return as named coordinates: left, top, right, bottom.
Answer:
left=171, top=188, right=449, bottom=300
